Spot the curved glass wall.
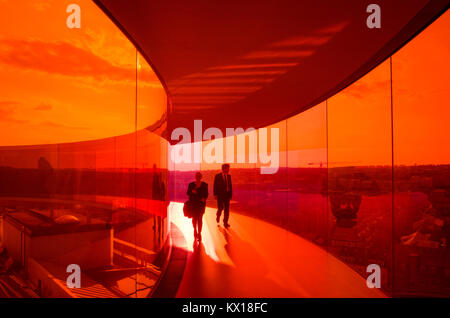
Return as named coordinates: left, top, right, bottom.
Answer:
left=0, top=0, right=168, bottom=298
left=170, top=10, right=450, bottom=297
left=0, top=1, right=448, bottom=299
left=392, top=11, right=450, bottom=296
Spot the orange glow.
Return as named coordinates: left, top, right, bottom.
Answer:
left=327, top=59, right=392, bottom=167
left=393, top=11, right=450, bottom=165
left=0, top=0, right=448, bottom=300
left=0, top=0, right=165, bottom=146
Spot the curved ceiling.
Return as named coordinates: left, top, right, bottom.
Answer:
left=95, top=0, right=448, bottom=143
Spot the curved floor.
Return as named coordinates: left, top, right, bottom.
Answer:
left=168, top=202, right=386, bottom=298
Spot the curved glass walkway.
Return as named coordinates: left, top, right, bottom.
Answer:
left=169, top=203, right=385, bottom=298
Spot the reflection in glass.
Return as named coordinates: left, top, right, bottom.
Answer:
left=0, top=0, right=169, bottom=298
left=327, top=59, right=392, bottom=294
left=393, top=11, right=450, bottom=296
left=287, top=102, right=328, bottom=245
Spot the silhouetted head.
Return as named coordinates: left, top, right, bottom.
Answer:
left=195, top=172, right=202, bottom=182
left=222, top=163, right=230, bottom=174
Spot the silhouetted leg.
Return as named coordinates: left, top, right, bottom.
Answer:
left=157, top=215, right=162, bottom=243
left=223, top=199, right=230, bottom=226
left=197, top=216, right=203, bottom=241
left=216, top=198, right=224, bottom=222
left=192, top=218, right=198, bottom=238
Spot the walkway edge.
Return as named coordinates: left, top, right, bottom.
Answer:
left=150, top=223, right=188, bottom=298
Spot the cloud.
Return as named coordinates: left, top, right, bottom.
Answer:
left=31, top=1, right=52, bottom=12
left=0, top=100, right=19, bottom=107
left=342, top=80, right=390, bottom=99
left=0, top=39, right=135, bottom=82
left=0, top=100, right=28, bottom=124
left=40, top=120, right=89, bottom=130
left=34, top=103, right=52, bottom=111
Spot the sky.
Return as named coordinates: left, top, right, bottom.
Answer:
left=328, top=10, right=449, bottom=167
left=0, top=0, right=166, bottom=146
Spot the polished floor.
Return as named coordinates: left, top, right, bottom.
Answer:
left=169, top=202, right=386, bottom=298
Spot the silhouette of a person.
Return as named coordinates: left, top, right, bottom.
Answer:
left=152, top=164, right=165, bottom=201
left=152, top=164, right=166, bottom=242
left=187, top=172, right=208, bottom=241
left=214, top=163, right=232, bottom=228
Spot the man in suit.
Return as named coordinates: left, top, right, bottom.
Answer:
left=214, top=163, right=232, bottom=228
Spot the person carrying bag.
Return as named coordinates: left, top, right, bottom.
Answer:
left=186, top=172, right=208, bottom=241
left=183, top=199, right=194, bottom=218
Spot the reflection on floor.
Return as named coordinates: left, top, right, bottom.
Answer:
left=169, top=202, right=386, bottom=298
